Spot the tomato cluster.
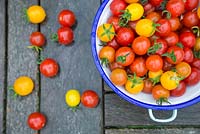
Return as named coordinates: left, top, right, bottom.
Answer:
left=97, top=0, right=200, bottom=104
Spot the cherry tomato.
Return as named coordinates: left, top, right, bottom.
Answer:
left=148, top=70, right=163, bottom=85
left=27, top=112, right=46, bottom=130
left=192, top=58, right=200, bottom=70
left=142, top=79, right=153, bottom=94
left=146, top=11, right=161, bottom=22
left=194, top=37, right=200, bottom=51
left=170, top=81, right=186, bottom=97
left=198, top=7, right=200, bottom=19
left=97, top=23, right=115, bottom=42
left=106, top=38, right=120, bottom=50
left=125, top=74, right=144, bottom=94
left=184, top=67, right=200, bottom=86
left=65, top=89, right=81, bottom=107
left=156, top=19, right=171, bottom=37
left=27, top=5, right=46, bottom=24
left=168, top=17, right=180, bottom=31
left=184, top=0, right=199, bottom=11
left=162, top=59, right=174, bottom=71
left=99, top=46, right=115, bottom=66
left=146, top=55, right=163, bottom=72
left=14, top=76, right=34, bottom=96
left=40, top=58, right=59, bottom=77
left=55, top=27, right=74, bottom=45
left=109, top=62, right=125, bottom=71
left=152, top=84, right=170, bottom=104
left=143, top=2, right=155, bottom=15
left=175, top=62, right=191, bottom=78
left=163, top=32, right=179, bottom=46
left=182, top=11, right=199, bottom=28
left=124, top=3, right=144, bottom=21
left=179, top=32, right=196, bottom=48
left=124, top=0, right=139, bottom=4
left=128, top=20, right=138, bottom=30
left=115, top=47, right=135, bottom=66
left=183, top=47, right=194, bottom=63
left=160, top=71, right=180, bottom=90
left=58, top=10, right=76, bottom=27
left=132, top=36, right=151, bottom=55
left=107, top=16, right=120, bottom=32
left=130, top=57, right=148, bottom=77
left=149, top=0, right=163, bottom=6
left=81, top=90, right=99, bottom=108
left=149, top=39, right=168, bottom=55
left=166, top=0, right=185, bottom=18
left=116, top=27, right=134, bottom=46
left=110, top=0, right=127, bottom=16
left=29, top=32, right=45, bottom=47
left=110, top=68, right=127, bottom=86
left=164, top=46, right=184, bottom=64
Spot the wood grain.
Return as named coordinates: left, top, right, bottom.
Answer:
left=6, top=0, right=39, bottom=134
left=40, top=0, right=102, bottom=134
left=105, top=94, right=200, bottom=126
left=0, top=0, right=6, bottom=133
left=105, top=128, right=200, bottom=134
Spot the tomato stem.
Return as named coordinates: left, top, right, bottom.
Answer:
left=152, top=23, right=160, bottom=35
left=51, top=33, right=58, bottom=42
left=100, top=58, right=109, bottom=67
left=147, top=42, right=162, bottom=55
left=119, top=9, right=131, bottom=27
left=101, top=24, right=115, bottom=40
left=162, top=10, right=171, bottom=19
left=37, top=56, right=45, bottom=65
left=116, top=53, right=130, bottom=63
left=128, top=73, right=143, bottom=88
left=156, top=98, right=171, bottom=105
left=27, top=45, right=43, bottom=53
left=162, top=50, right=177, bottom=62
left=149, top=75, right=161, bottom=86
left=22, top=8, right=29, bottom=23
left=192, top=26, right=200, bottom=37
left=176, top=42, right=183, bottom=48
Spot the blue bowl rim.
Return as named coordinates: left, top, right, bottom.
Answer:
left=91, top=0, right=200, bottom=110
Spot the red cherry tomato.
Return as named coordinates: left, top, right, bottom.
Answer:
left=162, top=59, right=174, bottom=71
left=152, top=84, right=170, bottom=101
left=184, top=0, right=199, bottom=11
left=107, top=16, right=120, bottom=31
left=29, top=32, right=45, bottom=47
left=164, top=46, right=184, bottom=64
left=183, top=47, right=194, bottom=63
left=132, top=36, right=151, bottom=55
left=179, top=32, right=196, bottom=48
left=146, top=11, right=161, bottom=22
left=156, top=19, right=171, bottom=37
left=116, top=27, right=134, bottom=46
left=130, top=57, right=148, bottom=77
left=27, top=112, right=46, bottom=130
left=107, top=38, right=120, bottom=50
left=166, top=0, right=185, bottom=18
left=81, top=90, right=99, bottom=108
left=170, top=81, right=186, bottom=97
left=142, top=79, right=153, bottom=94
left=168, top=17, right=181, bottom=31
left=110, top=0, right=127, bottom=17
left=146, top=55, right=163, bottom=72
left=192, top=58, right=200, bottom=70
left=40, top=58, right=59, bottom=77
left=184, top=67, right=200, bottom=86
left=109, top=62, right=125, bottom=71
left=182, top=11, right=199, bottom=28
left=143, top=2, right=155, bottom=15
left=58, top=10, right=76, bottom=27
left=149, top=0, right=163, bottom=6
left=163, top=32, right=179, bottom=46
left=57, top=27, right=74, bottom=45
left=154, top=39, right=168, bottom=55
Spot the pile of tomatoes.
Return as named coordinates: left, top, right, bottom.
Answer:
left=97, top=0, right=200, bottom=104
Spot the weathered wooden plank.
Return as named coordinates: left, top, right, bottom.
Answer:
left=105, top=128, right=200, bottom=134
left=6, top=0, right=39, bottom=134
left=0, top=0, right=6, bottom=133
left=40, top=0, right=102, bottom=134
left=105, top=94, right=200, bottom=126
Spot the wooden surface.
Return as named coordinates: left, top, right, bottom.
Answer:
left=1, top=0, right=200, bottom=134
left=40, top=0, right=102, bottom=134
left=0, top=0, right=5, bottom=133
left=6, top=0, right=39, bottom=134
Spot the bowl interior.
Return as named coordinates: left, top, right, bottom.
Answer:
left=93, top=0, right=200, bottom=109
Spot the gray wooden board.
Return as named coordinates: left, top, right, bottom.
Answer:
left=40, top=0, right=102, bottom=134
left=105, top=128, right=200, bottom=134
left=6, top=0, right=39, bottom=134
left=105, top=94, right=200, bottom=126
left=0, top=0, right=5, bottom=133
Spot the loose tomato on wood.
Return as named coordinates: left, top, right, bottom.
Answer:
left=65, top=89, right=81, bottom=107
left=116, top=27, right=134, bottom=46
left=27, top=112, right=46, bottom=130
left=115, top=47, right=135, bottom=66
left=146, top=55, right=163, bottom=72
left=81, top=90, right=99, bottom=108
left=110, top=68, right=127, bottom=86
left=58, top=10, right=76, bottom=27
left=130, top=57, right=148, bottom=77
left=40, top=58, right=59, bottom=77
left=132, top=36, right=151, bottom=55
left=29, top=32, right=45, bottom=47
left=170, top=81, right=186, bottom=97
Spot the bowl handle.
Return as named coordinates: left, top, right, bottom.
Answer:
left=148, top=109, right=177, bottom=123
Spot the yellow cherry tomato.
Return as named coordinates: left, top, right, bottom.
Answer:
left=175, top=62, right=191, bottom=78
left=13, top=76, right=34, bottom=96
left=148, top=70, right=163, bottom=85
left=65, top=89, right=80, bottom=107
left=197, top=7, right=200, bottom=19
left=136, top=19, right=156, bottom=37
left=125, top=74, right=144, bottom=94
left=124, top=0, right=139, bottom=3
left=27, top=5, right=46, bottom=24
left=194, top=37, right=200, bottom=51
left=97, top=23, right=115, bottom=42
left=160, top=71, right=180, bottom=90
left=125, top=3, right=144, bottom=21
